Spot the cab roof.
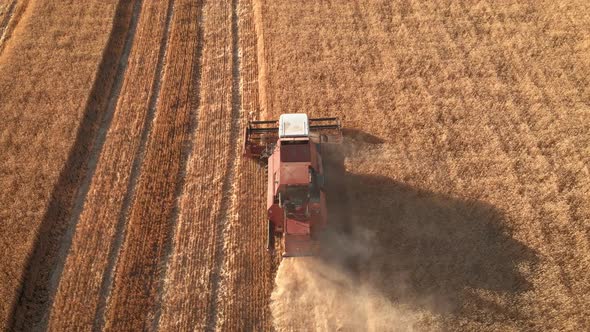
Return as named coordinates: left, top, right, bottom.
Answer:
left=279, top=113, right=309, bottom=138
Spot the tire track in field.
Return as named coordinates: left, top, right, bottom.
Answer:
left=207, top=0, right=243, bottom=329
left=0, top=0, right=17, bottom=46
left=152, top=0, right=205, bottom=330
left=0, top=0, right=16, bottom=33
left=8, top=1, right=139, bottom=330
left=93, top=0, right=175, bottom=330
left=0, top=0, right=28, bottom=55
left=213, top=0, right=278, bottom=329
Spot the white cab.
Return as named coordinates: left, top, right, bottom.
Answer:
left=279, top=113, right=309, bottom=138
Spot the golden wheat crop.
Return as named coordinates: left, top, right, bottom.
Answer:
left=258, top=0, right=590, bottom=330
left=0, top=1, right=125, bottom=329
left=1, top=0, right=588, bottom=330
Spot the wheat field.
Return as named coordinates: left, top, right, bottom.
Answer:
left=259, top=1, right=590, bottom=330
left=0, top=0, right=588, bottom=331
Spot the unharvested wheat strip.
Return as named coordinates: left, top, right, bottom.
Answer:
left=486, top=58, right=590, bottom=322
left=251, top=0, right=268, bottom=117
left=462, top=0, right=590, bottom=313
left=497, top=41, right=590, bottom=304
left=103, top=0, right=202, bottom=329
left=435, top=2, right=586, bottom=325
left=478, top=72, right=589, bottom=328
left=480, top=102, right=586, bottom=321
left=363, top=0, right=496, bottom=191
left=158, top=1, right=235, bottom=330
left=354, top=1, right=460, bottom=164
left=512, top=9, right=590, bottom=266
left=47, top=2, right=173, bottom=330
left=0, top=1, right=122, bottom=329
left=9, top=1, right=138, bottom=330
left=255, top=0, right=381, bottom=123
left=501, top=25, right=590, bottom=229
left=433, top=0, right=554, bottom=268
left=411, top=4, right=576, bottom=323
left=214, top=0, right=276, bottom=329
left=246, top=0, right=590, bottom=330
left=353, top=0, right=466, bottom=195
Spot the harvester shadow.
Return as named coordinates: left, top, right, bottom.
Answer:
left=341, top=128, right=386, bottom=144
left=318, top=139, right=538, bottom=322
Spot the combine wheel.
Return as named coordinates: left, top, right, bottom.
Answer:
left=266, top=220, right=275, bottom=252
left=278, top=233, right=285, bottom=258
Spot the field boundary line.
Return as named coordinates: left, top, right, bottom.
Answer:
left=93, top=0, right=176, bottom=329
left=207, top=0, right=244, bottom=329
left=152, top=0, right=205, bottom=329
left=0, top=0, right=29, bottom=55
left=7, top=1, right=140, bottom=330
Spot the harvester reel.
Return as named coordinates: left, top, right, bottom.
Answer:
left=244, top=116, right=341, bottom=159
left=261, top=143, right=275, bottom=159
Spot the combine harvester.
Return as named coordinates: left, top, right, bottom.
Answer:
left=244, top=114, right=342, bottom=257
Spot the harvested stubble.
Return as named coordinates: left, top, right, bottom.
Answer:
left=0, top=0, right=123, bottom=329
left=257, top=0, right=590, bottom=330
left=157, top=0, right=239, bottom=330
left=104, top=0, right=203, bottom=329
left=212, top=0, right=278, bottom=330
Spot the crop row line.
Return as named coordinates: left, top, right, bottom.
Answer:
left=98, top=0, right=178, bottom=329
left=91, top=0, right=166, bottom=327
left=206, top=0, right=244, bottom=329
left=152, top=0, right=206, bottom=330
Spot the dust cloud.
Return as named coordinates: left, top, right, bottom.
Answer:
left=271, top=257, right=426, bottom=332
left=270, top=143, right=429, bottom=332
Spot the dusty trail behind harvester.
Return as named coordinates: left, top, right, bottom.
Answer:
left=269, top=142, right=426, bottom=332
left=272, top=258, right=423, bottom=332
left=1, top=0, right=589, bottom=330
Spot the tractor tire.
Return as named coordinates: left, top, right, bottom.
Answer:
left=266, top=220, right=275, bottom=252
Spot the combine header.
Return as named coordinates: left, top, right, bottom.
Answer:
left=244, top=114, right=342, bottom=257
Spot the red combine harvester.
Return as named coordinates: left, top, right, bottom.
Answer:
left=244, top=114, right=342, bottom=257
